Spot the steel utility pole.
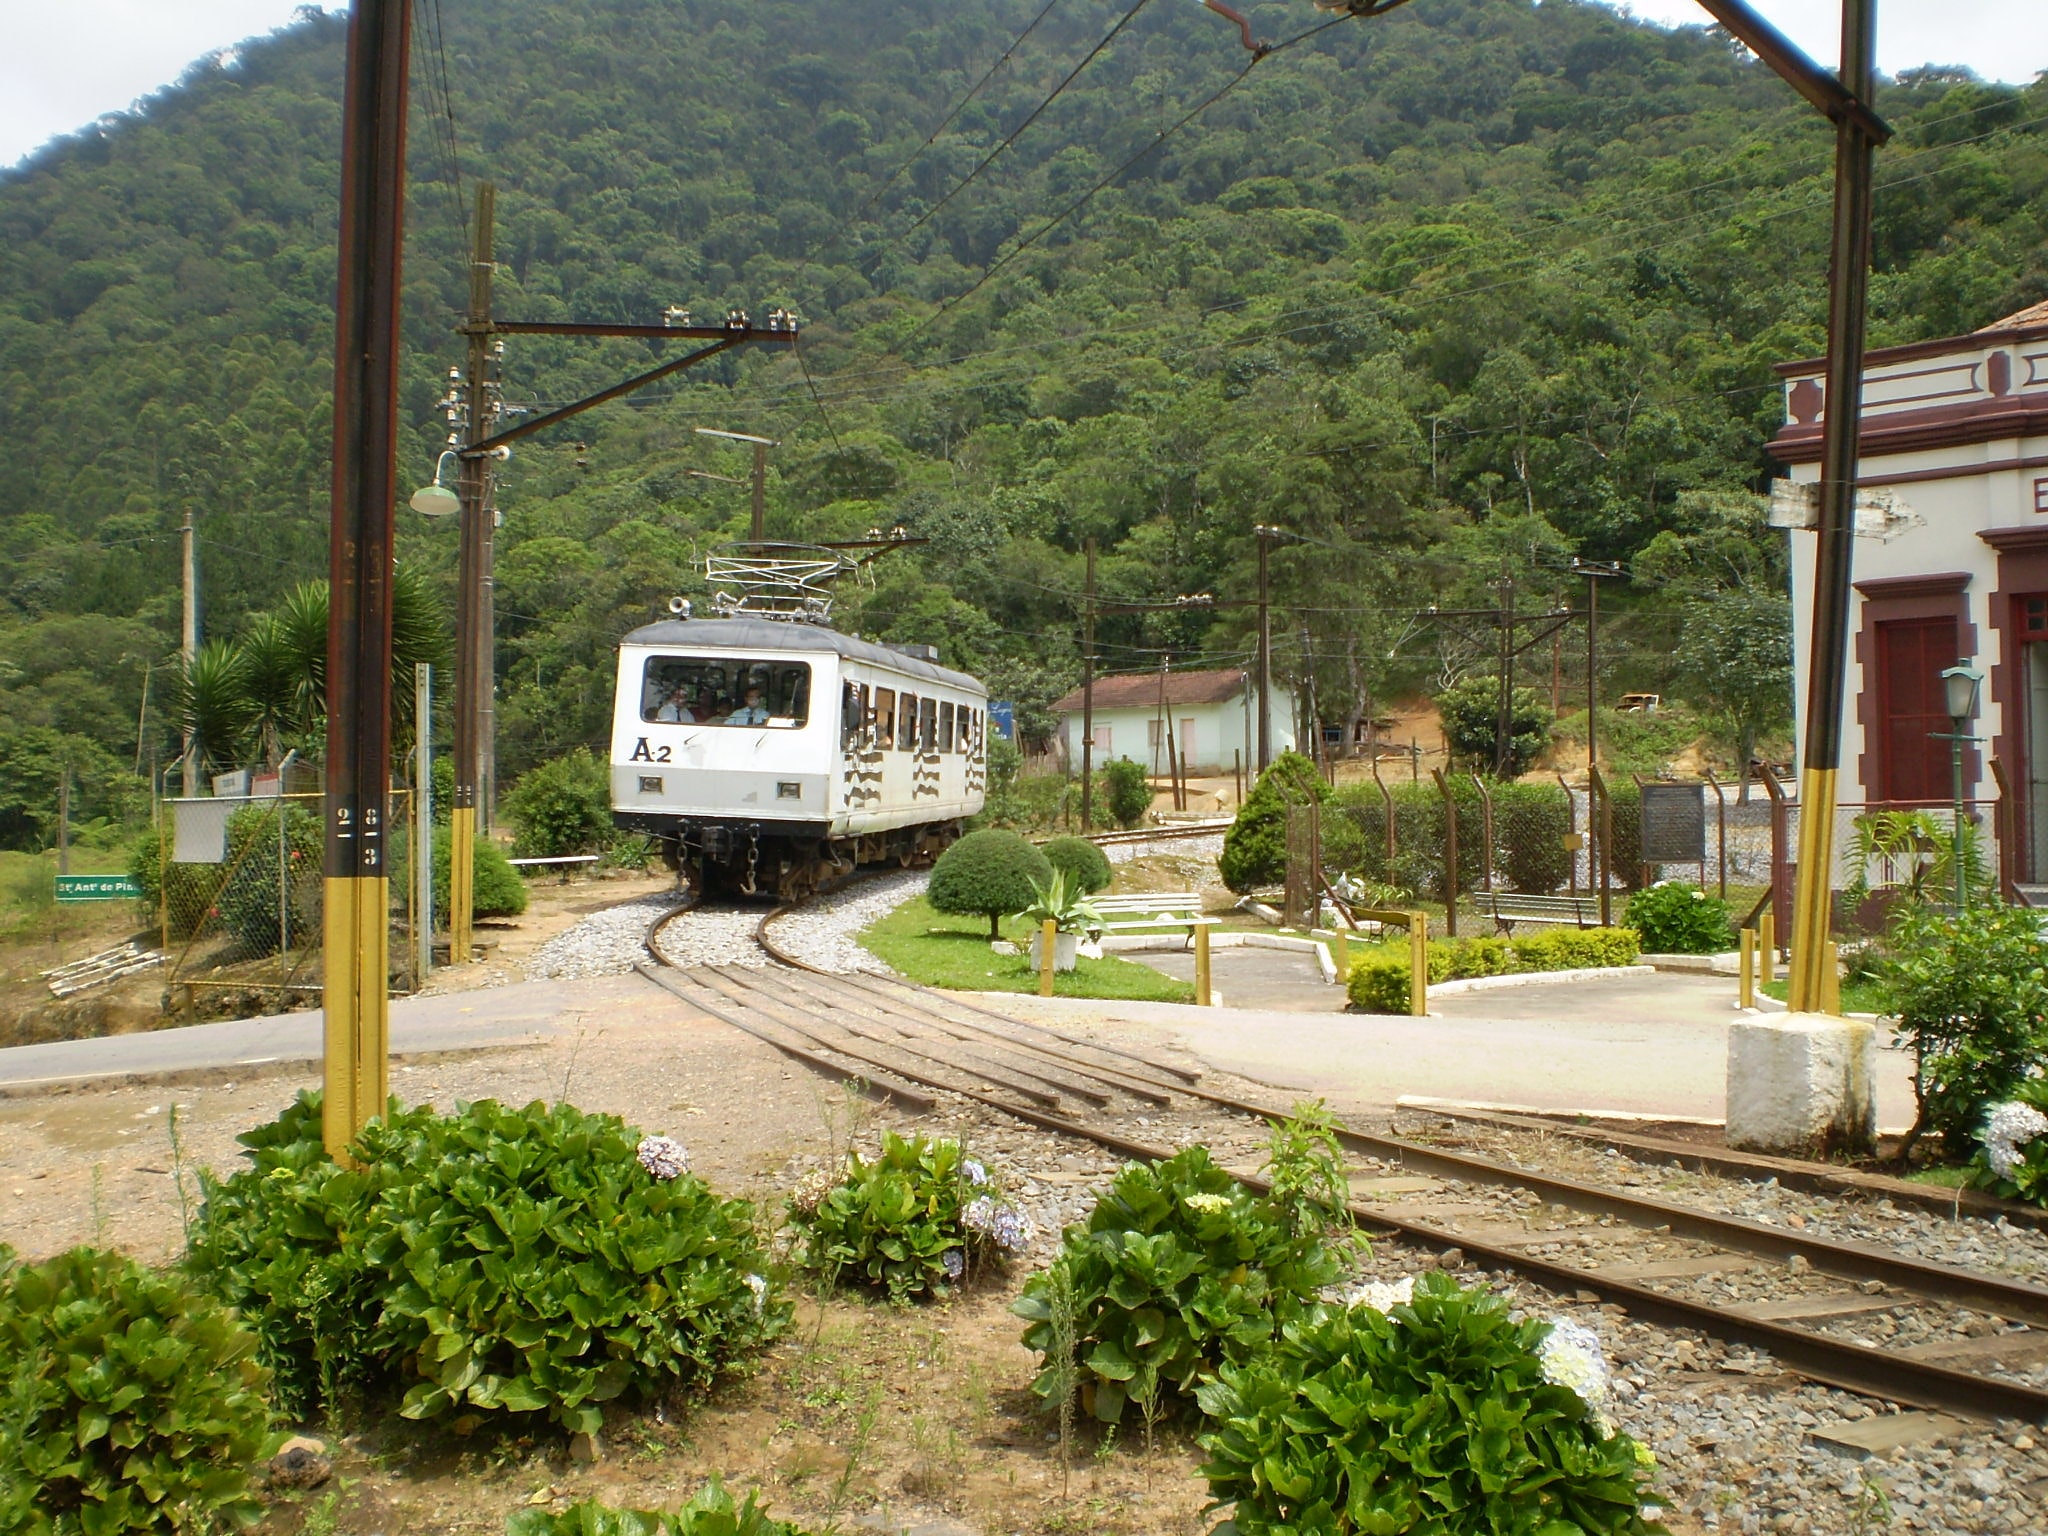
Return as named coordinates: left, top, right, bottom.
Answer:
left=1786, top=0, right=1881, bottom=1015
left=1490, top=573, right=1516, bottom=777
left=450, top=181, right=496, bottom=970
left=1080, top=537, right=1097, bottom=830
left=1571, top=560, right=1624, bottom=925
left=322, top=0, right=410, bottom=1158
left=1254, top=524, right=1275, bottom=771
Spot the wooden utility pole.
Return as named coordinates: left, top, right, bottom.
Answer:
left=694, top=427, right=779, bottom=543
left=450, top=181, right=496, bottom=968
left=321, top=0, right=410, bottom=1158
left=1254, top=524, right=1275, bottom=771
left=1080, top=538, right=1096, bottom=829
left=180, top=509, right=199, bottom=796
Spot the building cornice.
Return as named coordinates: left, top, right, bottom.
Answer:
left=1979, top=525, right=2048, bottom=553
left=1766, top=397, right=2048, bottom=464
left=1774, top=320, right=2048, bottom=377
left=1852, top=572, right=1971, bottom=600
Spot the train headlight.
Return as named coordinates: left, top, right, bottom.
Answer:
left=777, top=782, right=802, bottom=800
left=639, top=776, right=664, bottom=794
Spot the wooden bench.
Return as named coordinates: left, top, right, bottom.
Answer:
left=1472, top=891, right=1602, bottom=935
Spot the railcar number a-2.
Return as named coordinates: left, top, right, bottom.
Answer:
left=629, top=737, right=673, bottom=763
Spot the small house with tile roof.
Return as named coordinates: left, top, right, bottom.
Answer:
left=1048, top=668, right=1297, bottom=777
left=1768, top=299, right=2048, bottom=897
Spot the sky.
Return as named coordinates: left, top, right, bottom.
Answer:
left=2, top=0, right=2044, bottom=169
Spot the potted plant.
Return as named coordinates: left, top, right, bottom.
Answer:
left=1016, top=870, right=1104, bottom=973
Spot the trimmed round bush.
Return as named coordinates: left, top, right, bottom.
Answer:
left=1625, top=881, right=1734, bottom=954
left=0, top=1244, right=273, bottom=1536
left=428, top=833, right=529, bottom=923
left=188, top=1092, right=785, bottom=1434
left=927, top=829, right=1052, bottom=939
left=1220, top=752, right=1327, bottom=893
left=503, top=747, right=614, bottom=858
left=1041, top=835, right=1111, bottom=894
left=1198, top=1273, right=1663, bottom=1535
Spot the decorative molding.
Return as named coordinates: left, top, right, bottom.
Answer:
left=1852, top=572, right=1970, bottom=600
left=1775, top=320, right=2048, bottom=377
left=1980, top=525, right=2048, bottom=553
left=1767, top=396, right=2048, bottom=464
left=1854, top=451, right=2048, bottom=490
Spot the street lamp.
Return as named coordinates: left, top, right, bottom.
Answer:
left=1936, top=662, right=1984, bottom=910
left=409, top=450, right=460, bottom=517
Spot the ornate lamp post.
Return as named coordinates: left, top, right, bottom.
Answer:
left=1936, top=663, right=1984, bottom=910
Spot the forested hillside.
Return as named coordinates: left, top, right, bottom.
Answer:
left=2, top=0, right=2044, bottom=843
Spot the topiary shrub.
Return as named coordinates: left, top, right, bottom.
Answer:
left=0, top=1244, right=273, bottom=1536
left=1451, top=934, right=1514, bottom=978
left=427, top=833, right=529, bottom=923
left=1511, top=926, right=1641, bottom=972
left=1197, top=1273, right=1664, bottom=1536
left=1014, top=1115, right=1352, bottom=1425
left=926, top=828, right=1052, bottom=939
left=787, top=1132, right=1030, bottom=1302
left=187, top=1092, right=784, bottom=1435
left=1041, top=835, right=1112, bottom=894
left=1101, top=756, right=1152, bottom=829
left=1625, top=881, right=1734, bottom=954
left=503, top=747, right=614, bottom=858
left=1220, top=752, right=1328, bottom=893
left=1345, top=941, right=1457, bottom=1014
left=507, top=1480, right=818, bottom=1536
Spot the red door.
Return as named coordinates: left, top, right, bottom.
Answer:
left=1874, top=618, right=1958, bottom=804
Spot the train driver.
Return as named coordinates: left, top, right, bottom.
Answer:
left=725, top=686, right=770, bottom=726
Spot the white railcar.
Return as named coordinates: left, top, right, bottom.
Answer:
left=610, top=616, right=989, bottom=898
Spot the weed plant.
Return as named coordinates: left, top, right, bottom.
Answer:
left=506, top=1479, right=816, bottom=1536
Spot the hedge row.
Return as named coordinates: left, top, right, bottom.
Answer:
left=1346, top=926, right=1641, bottom=1013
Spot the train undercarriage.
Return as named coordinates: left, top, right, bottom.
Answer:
left=621, top=816, right=963, bottom=902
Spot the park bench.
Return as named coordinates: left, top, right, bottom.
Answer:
left=508, top=853, right=602, bottom=883
left=1472, top=891, right=1603, bottom=935
left=1088, top=892, right=1216, bottom=948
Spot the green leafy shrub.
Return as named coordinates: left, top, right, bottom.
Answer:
left=1344, top=940, right=1455, bottom=1013
left=1452, top=934, right=1514, bottom=977
left=1625, top=881, right=1734, bottom=954
left=1511, top=926, right=1641, bottom=971
left=503, top=747, right=614, bottom=858
left=1101, top=756, right=1153, bottom=829
left=214, top=802, right=324, bottom=956
left=506, top=1480, right=816, bottom=1536
left=414, top=833, right=529, bottom=924
left=0, top=1244, right=273, bottom=1535
left=1014, top=1119, right=1351, bottom=1425
left=188, top=1093, right=783, bottom=1435
left=1220, top=752, right=1327, bottom=893
left=1495, top=780, right=1573, bottom=893
left=126, top=822, right=219, bottom=941
left=1197, top=1274, right=1664, bottom=1536
left=1437, top=676, right=1555, bottom=777
left=788, top=1132, right=1028, bottom=1302
left=1604, top=777, right=1646, bottom=891
left=1041, top=835, right=1112, bottom=894
left=926, top=828, right=1051, bottom=939
left=1882, top=905, right=2048, bottom=1158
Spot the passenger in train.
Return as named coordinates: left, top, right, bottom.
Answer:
left=654, top=685, right=696, bottom=723
left=725, top=686, right=770, bottom=725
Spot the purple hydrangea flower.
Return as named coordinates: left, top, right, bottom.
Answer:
left=941, top=1248, right=965, bottom=1280
left=636, top=1134, right=688, bottom=1180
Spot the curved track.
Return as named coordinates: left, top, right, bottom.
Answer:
left=638, top=839, right=2048, bottom=1426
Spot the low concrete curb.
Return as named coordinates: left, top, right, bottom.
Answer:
left=1428, top=963, right=1657, bottom=997
left=1100, top=929, right=1337, bottom=982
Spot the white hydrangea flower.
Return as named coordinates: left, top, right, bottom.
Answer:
left=1326, top=1275, right=1415, bottom=1314
left=1538, top=1317, right=1616, bottom=1435
left=635, top=1134, right=688, bottom=1180
left=1982, top=1101, right=2048, bottom=1181
left=962, top=1158, right=989, bottom=1186
left=744, top=1273, right=768, bottom=1314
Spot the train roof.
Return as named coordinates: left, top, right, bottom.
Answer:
left=620, top=617, right=987, bottom=694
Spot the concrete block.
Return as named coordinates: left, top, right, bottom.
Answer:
left=1725, top=1013, right=1877, bottom=1156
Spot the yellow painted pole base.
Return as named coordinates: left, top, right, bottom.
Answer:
left=322, top=874, right=390, bottom=1160
left=1408, top=912, right=1429, bottom=1017
left=1195, top=921, right=1213, bottom=1006
left=449, top=805, right=476, bottom=967
left=1039, top=919, right=1057, bottom=997
left=1787, top=765, right=1839, bottom=1013
left=1758, top=912, right=1776, bottom=985
left=1738, top=930, right=1755, bottom=1010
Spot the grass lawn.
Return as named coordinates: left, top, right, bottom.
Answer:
left=859, top=895, right=1195, bottom=1003
left=1759, top=977, right=1892, bottom=1015
left=0, top=846, right=136, bottom=941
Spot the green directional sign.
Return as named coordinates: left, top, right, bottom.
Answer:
left=54, top=875, right=143, bottom=903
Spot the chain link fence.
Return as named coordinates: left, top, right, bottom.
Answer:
left=143, top=790, right=419, bottom=1016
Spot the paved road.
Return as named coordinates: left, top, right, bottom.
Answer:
left=0, top=974, right=667, bottom=1091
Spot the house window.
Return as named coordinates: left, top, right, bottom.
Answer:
left=2022, top=595, right=2048, bottom=640
left=1874, top=617, right=1960, bottom=803
left=2035, top=477, right=2048, bottom=514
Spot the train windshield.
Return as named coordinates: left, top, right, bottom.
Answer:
left=640, top=656, right=810, bottom=727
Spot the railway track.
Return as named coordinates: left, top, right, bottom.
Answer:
left=637, top=854, right=2048, bottom=1428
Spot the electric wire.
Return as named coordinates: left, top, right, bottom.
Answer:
left=413, top=0, right=470, bottom=250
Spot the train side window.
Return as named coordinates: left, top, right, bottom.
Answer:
left=640, top=656, right=809, bottom=726
left=896, top=694, right=918, bottom=752
left=874, top=688, right=896, bottom=747
left=938, top=701, right=954, bottom=753
left=842, top=682, right=865, bottom=748
left=919, top=697, right=937, bottom=752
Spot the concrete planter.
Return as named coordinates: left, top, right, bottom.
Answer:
left=1028, top=929, right=1080, bottom=972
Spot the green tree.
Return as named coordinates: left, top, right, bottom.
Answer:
left=1436, top=677, right=1554, bottom=777
left=927, top=830, right=1052, bottom=939
left=1220, top=751, right=1328, bottom=894
left=1673, top=588, right=1793, bottom=795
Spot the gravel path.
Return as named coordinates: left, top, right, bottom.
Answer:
left=765, top=868, right=930, bottom=974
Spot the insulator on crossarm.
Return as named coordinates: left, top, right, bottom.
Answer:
left=664, top=305, right=692, bottom=327
left=725, top=308, right=750, bottom=330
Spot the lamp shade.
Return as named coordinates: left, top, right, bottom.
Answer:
left=1941, top=663, right=1983, bottom=723
left=409, top=482, right=459, bottom=517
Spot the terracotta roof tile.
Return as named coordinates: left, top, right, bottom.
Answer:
left=1049, top=668, right=1249, bottom=714
left=1980, top=298, right=2048, bottom=332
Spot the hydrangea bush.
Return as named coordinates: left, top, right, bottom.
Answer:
left=1624, top=881, right=1734, bottom=955
left=788, top=1132, right=1028, bottom=1302
left=1197, top=1273, right=1665, bottom=1536
left=188, top=1093, right=783, bottom=1435
left=1972, top=1082, right=2048, bottom=1204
